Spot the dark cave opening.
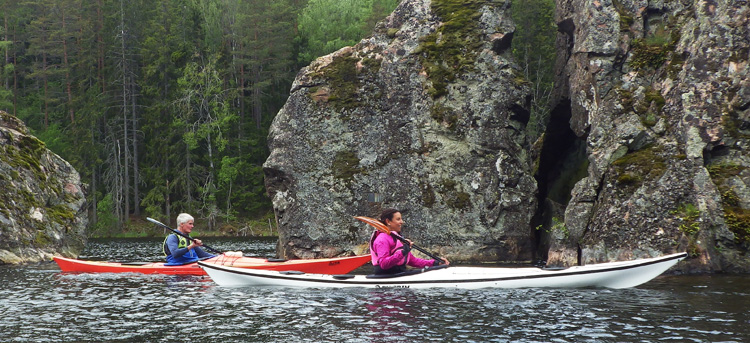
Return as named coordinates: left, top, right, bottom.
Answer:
left=531, top=99, right=588, bottom=262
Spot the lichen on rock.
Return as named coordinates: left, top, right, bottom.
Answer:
left=546, top=0, right=750, bottom=272
left=264, top=0, right=535, bottom=262
left=0, top=110, right=88, bottom=264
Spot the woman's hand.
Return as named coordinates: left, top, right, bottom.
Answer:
left=434, top=257, right=450, bottom=266
left=401, top=242, right=411, bottom=255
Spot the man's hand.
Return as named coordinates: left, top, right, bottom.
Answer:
left=188, top=239, right=203, bottom=250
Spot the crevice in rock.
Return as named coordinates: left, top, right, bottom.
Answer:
left=530, top=98, right=588, bottom=261
left=492, top=31, right=514, bottom=55
left=557, top=18, right=575, bottom=54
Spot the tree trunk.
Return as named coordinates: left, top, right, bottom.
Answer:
left=61, top=5, right=74, bottom=124
left=97, top=0, right=105, bottom=94
left=131, top=76, right=140, bottom=216
left=43, top=49, right=48, bottom=130
left=3, top=8, right=8, bottom=91
left=252, top=66, right=262, bottom=130
left=120, top=0, right=130, bottom=223
left=12, top=22, right=17, bottom=115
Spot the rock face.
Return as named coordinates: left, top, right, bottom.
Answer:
left=264, top=0, right=536, bottom=261
left=0, top=111, right=88, bottom=264
left=547, top=0, right=750, bottom=272
left=266, top=0, right=749, bottom=273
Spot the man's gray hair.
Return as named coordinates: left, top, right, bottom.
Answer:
left=176, top=213, right=194, bottom=226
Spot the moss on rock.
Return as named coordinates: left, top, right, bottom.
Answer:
left=415, top=0, right=485, bottom=99
left=332, top=150, right=363, bottom=182
left=309, top=52, right=383, bottom=113
left=708, top=163, right=750, bottom=245
left=612, top=144, right=666, bottom=189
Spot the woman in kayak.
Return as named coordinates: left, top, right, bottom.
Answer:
left=163, top=213, right=215, bottom=265
left=370, top=208, right=449, bottom=274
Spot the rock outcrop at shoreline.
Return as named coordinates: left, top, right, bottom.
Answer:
left=547, top=0, right=750, bottom=272
left=264, top=0, right=536, bottom=262
left=0, top=110, right=88, bottom=264
left=265, top=0, right=750, bottom=273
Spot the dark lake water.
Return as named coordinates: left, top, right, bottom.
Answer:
left=2, top=237, right=749, bottom=342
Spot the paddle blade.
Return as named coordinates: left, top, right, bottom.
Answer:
left=354, top=216, right=390, bottom=234
left=146, top=217, right=167, bottom=228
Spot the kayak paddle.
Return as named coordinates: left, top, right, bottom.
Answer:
left=146, top=217, right=223, bottom=254
left=354, top=216, right=446, bottom=264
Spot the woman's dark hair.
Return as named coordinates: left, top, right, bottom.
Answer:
left=379, top=208, right=400, bottom=224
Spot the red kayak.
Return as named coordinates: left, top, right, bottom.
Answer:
left=54, top=254, right=371, bottom=276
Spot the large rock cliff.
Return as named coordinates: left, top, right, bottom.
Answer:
left=265, top=0, right=749, bottom=273
left=0, top=111, right=88, bottom=264
left=264, top=0, right=536, bottom=261
left=546, top=0, right=750, bottom=272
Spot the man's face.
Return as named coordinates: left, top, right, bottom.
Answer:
left=180, top=220, right=194, bottom=234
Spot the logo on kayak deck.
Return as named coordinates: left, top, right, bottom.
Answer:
left=375, top=285, right=410, bottom=288
left=328, top=261, right=340, bottom=266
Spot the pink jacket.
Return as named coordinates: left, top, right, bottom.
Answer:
left=370, top=231, right=435, bottom=270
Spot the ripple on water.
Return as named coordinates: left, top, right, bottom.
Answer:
left=2, top=239, right=750, bottom=342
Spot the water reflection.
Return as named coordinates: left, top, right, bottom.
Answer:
left=2, top=238, right=749, bottom=342
left=364, top=289, right=420, bottom=341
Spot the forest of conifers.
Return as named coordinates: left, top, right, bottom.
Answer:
left=0, top=0, right=555, bottom=233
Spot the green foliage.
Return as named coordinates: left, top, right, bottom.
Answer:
left=297, top=0, right=400, bottom=65
left=1, top=0, right=303, bottom=232
left=0, top=36, right=12, bottom=112
left=708, top=163, right=746, bottom=185
left=94, top=193, right=119, bottom=235
left=33, top=123, right=72, bottom=161
left=537, top=216, right=569, bottom=239
left=511, top=0, right=557, bottom=140
left=552, top=217, right=569, bottom=239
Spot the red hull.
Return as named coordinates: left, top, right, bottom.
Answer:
left=54, top=254, right=371, bottom=276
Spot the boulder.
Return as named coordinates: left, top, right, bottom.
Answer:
left=264, top=0, right=536, bottom=261
left=0, top=111, right=88, bottom=264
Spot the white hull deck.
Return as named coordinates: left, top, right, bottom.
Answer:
left=198, top=252, right=688, bottom=289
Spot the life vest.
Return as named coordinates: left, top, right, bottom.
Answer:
left=163, top=234, right=189, bottom=256
left=370, top=231, right=408, bottom=274
left=163, top=234, right=199, bottom=265
left=369, top=231, right=405, bottom=266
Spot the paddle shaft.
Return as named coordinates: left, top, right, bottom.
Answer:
left=390, top=232, right=444, bottom=263
left=354, top=216, right=445, bottom=264
left=146, top=217, right=222, bottom=254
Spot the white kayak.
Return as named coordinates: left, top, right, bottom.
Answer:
left=198, top=252, right=687, bottom=289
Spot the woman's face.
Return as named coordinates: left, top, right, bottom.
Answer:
left=386, top=212, right=403, bottom=233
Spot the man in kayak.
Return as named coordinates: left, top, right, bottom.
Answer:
left=370, top=208, right=449, bottom=275
left=163, top=213, right=215, bottom=265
